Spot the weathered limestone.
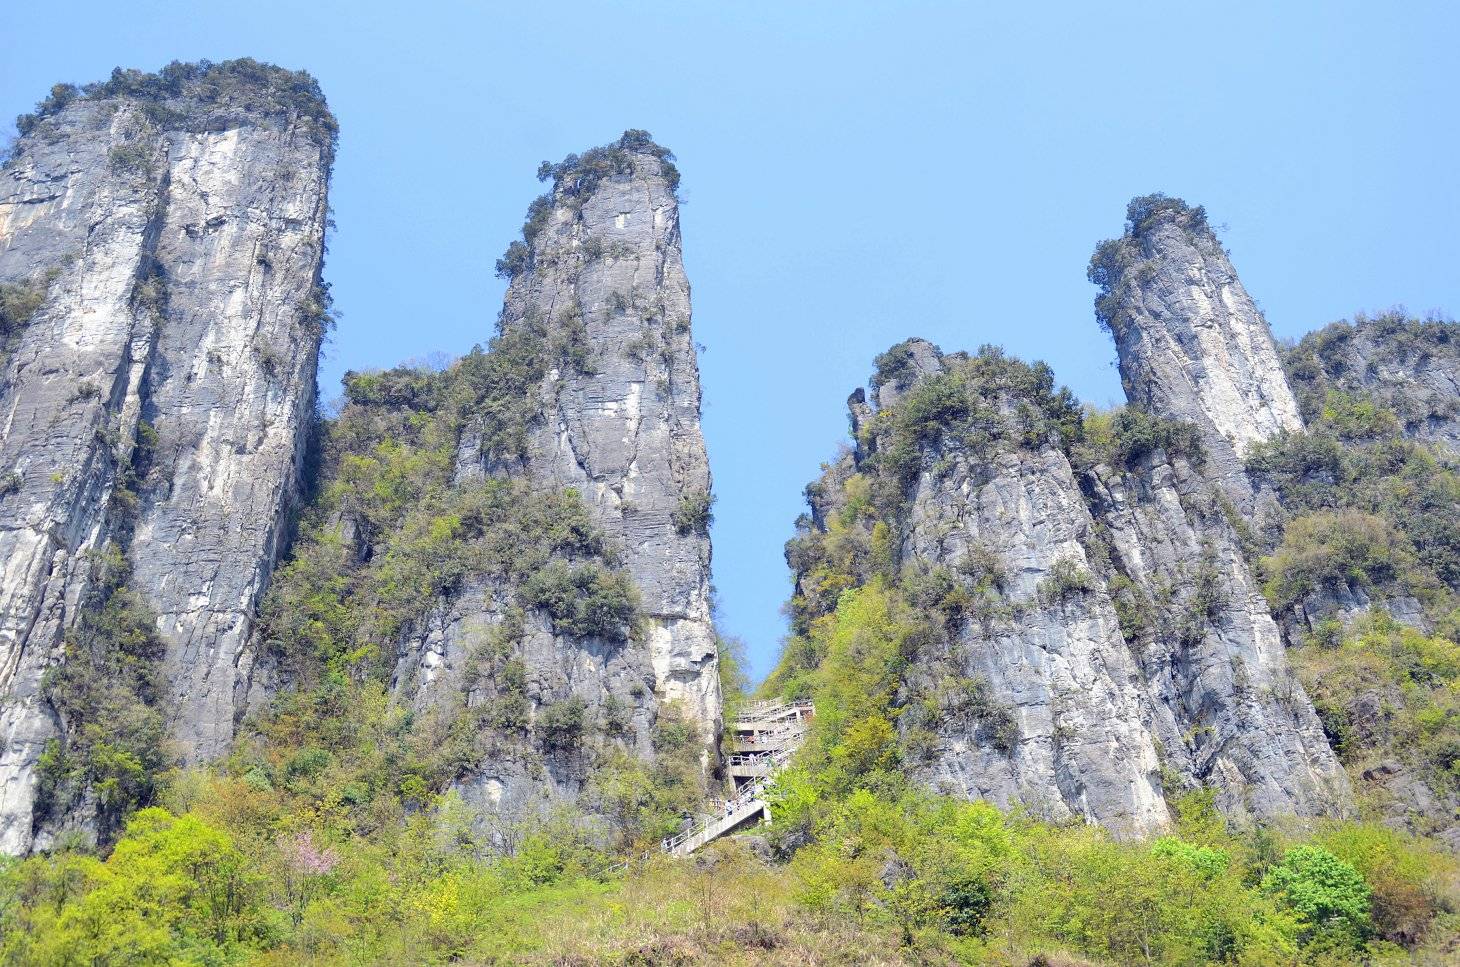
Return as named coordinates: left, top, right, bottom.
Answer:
left=1090, top=196, right=1303, bottom=488
left=904, top=438, right=1171, bottom=837
left=457, top=136, right=721, bottom=745
left=792, top=331, right=1348, bottom=835
left=0, top=63, right=333, bottom=853
left=1083, top=451, right=1350, bottom=822
left=1286, top=314, right=1460, bottom=457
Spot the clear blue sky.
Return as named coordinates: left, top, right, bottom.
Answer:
left=5, top=2, right=1456, bottom=679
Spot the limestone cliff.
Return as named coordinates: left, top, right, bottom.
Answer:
left=341, top=133, right=721, bottom=826
left=1089, top=195, right=1302, bottom=494
left=471, top=133, right=719, bottom=733
left=1081, top=445, right=1349, bottom=823
left=0, top=61, right=333, bottom=853
left=785, top=337, right=1346, bottom=834
left=1285, top=312, right=1460, bottom=457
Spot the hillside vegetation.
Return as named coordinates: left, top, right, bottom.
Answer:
left=8, top=350, right=1460, bottom=965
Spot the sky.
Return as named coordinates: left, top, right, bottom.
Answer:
left=4, top=2, right=1457, bottom=679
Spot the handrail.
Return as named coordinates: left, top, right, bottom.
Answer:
left=661, top=773, right=776, bottom=854
left=732, top=724, right=807, bottom=747
left=726, top=747, right=796, bottom=767
left=600, top=701, right=813, bottom=869
left=734, top=701, right=814, bottom=725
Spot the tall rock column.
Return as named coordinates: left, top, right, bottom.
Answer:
left=1089, top=195, right=1302, bottom=484
left=461, top=132, right=721, bottom=746
left=0, top=62, right=333, bottom=853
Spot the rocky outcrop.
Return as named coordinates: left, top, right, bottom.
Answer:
left=457, top=133, right=720, bottom=742
left=789, top=338, right=1347, bottom=835
left=391, top=575, right=662, bottom=829
left=360, top=134, right=721, bottom=826
left=1081, top=450, right=1350, bottom=822
left=1089, top=195, right=1303, bottom=489
left=900, top=413, right=1170, bottom=835
left=0, top=61, right=334, bottom=853
left=1285, top=313, right=1460, bottom=456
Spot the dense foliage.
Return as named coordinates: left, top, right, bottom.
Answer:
left=1253, top=320, right=1460, bottom=614
left=1293, top=613, right=1460, bottom=839
left=11, top=59, right=337, bottom=155
left=35, top=552, right=168, bottom=844
left=752, top=580, right=1459, bottom=966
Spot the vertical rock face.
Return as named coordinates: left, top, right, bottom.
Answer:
left=1089, top=196, right=1303, bottom=473
left=788, top=338, right=1347, bottom=835
left=0, top=62, right=334, bottom=853
left=1082, top=451, right=1350, bottom=821
left=896, top=395, right=1171, bottom=836
left=459, top=133, right=721, bottom=741
left=1285, top=313, right=1460, bottom=457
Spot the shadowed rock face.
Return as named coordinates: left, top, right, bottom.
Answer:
left=1082, top=450, right=1350, bottom=823
left=458, top=137, right=720, bottom=740
left=1286, top=313, right=1460, bottom=457
left=1090, top=196, right=1303, bottom=488
left=0, top=62, right=333, bottom=853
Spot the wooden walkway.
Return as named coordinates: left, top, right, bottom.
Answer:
left=661, top=699, right=813, bottom=857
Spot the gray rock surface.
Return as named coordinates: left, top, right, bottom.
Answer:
left=1285, top=313, right=1460, bottom=456
left=0, top=63, right=332, bottom=853
left=1090, top=196, right=1303, bottom=494
left=794, top=336, right=1349, bottom=835
left=456, top=136, right=721, bottom=746
left=1082, top=451, right=1350, bottom=822
left=391, top=579, right=660, bottom=839
left=903, top=437, right=1170, bottom=837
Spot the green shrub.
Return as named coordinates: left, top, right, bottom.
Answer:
left=1262, top=845, right=1372, bottom=949
left=671, top=489, right=714, bottom=535
left=36, top=558, right=167, bottom=843
left=1038, top=556, right=1094, bottom=602
left=0, top=270, right=57, bottom=339
left=0, top=808, right=273, bottom=964
left=519, top=561, right=638, bottom=641
left=536, top=697, right=587, bottom=749
left=495, top=240, right=529, bottom=280
left=1259, top=509, right=1417, bottom=610
left=1292, top=613, right=1460, bottom=804
left=106, top=140, right=153, bottom=175
left=1318, top=389, right=1402, bottom=440
left=1078, top=406, right=1205, bottom=469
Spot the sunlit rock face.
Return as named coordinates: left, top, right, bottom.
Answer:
left=0, top=62, right=334, bottom=853
left=1090, top=196, right=1303, bottom=502
left=789, top=329, right=1348, bottom=838
left=391, top=134, right=721, bottom=824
